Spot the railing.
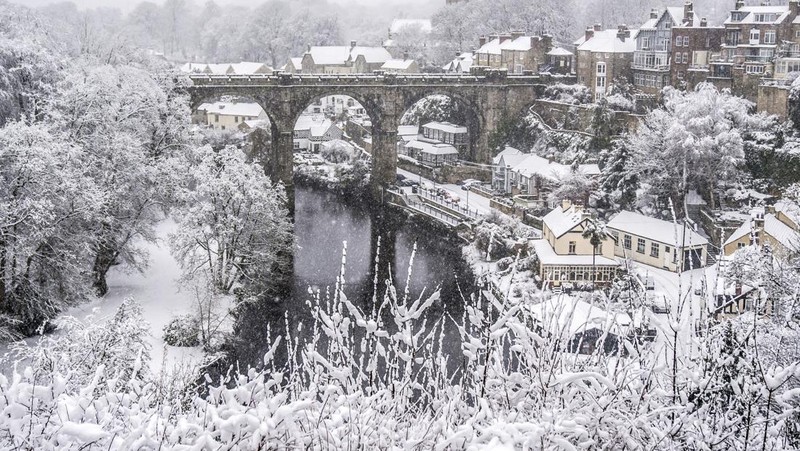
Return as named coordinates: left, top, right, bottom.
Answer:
left=759, top=77, right=793, bottom=87
left=416, top=186, right=479, bottom=219
left=187, top=71, right=556, bottom=86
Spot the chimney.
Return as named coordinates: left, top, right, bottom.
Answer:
left=350, top=40, right=357, bottom=49
left=617, top=24, right=630, bottom=40
left=684, top=1, right=694, bottom=26
left=403, top=51, right=409, bottom=60
left=561, top=199, right=572, bottom=211
left=700, top=17, right=708, bottom=27
left=456, top=51, right=462, bottom=57
left=585, top=27, right=595, bottom=42
left=538, top=34, right=553, bottom=51
left=306, top=44, right=311, bottom=53
left=735, top=0, right=745, bottom=10
left=650, top=9, right=659, bottom=19
left=489, top=33, right=500, bottom=42
left=791, top=0, right=800, bottom=17
left=479, top=35, right=487, bottom=47
left=499, top=33, right=512, bottom=43
left=593, top=23, right=603, bottom=31
left=511, top=30, right=524, bottom=40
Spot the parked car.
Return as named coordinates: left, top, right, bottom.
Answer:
left=460, top=179, right=480, bottom=190
left=647, top=291, right=671, bottom=314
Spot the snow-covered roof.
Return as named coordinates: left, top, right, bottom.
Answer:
left=606, top=211, right=709, bottom=248
left=406, top=140, right=459, bottom=155
left=765, top=213, right=800, bottom=251
left=475, top=37, right=503, bottom=56
left=725, top=6, right=791, bottom=25
left=511, top=154, right=601, bottom=182
left=294, top=114, right=332, bottom=133
left=577, top=29, right=638, bottom=54
left=685, top=189, right=707, bottom=206
left=422, top=121, right=467, bottom=134
left=532, top=239, right=620, bottom=267
left=444, top=52, right=474, bottom=72
left=229, top=62, right=272, bottom=74
left=397, top=125, right=419, bottom=137
left=774, top=199, right=800, bottom=229
left=547, top=47, right=573, bottom=57
left=198, top=102, right=264, bottom=117
left=500, top=35, right=549, bottom=52
left=381, top=59, right=416, bottom=70
left=307, top=46, right=392, bottom=66
left=542, top=204, right=587, bottom=238
left=640, top=7, right=702, bottom=30
left=526, top=295, right=631, bottom=337
left=493, top=145, right=524, bottom=165
left=723, top=220, right=753, bottom=247
left=390, top=19, right=432, bottom=34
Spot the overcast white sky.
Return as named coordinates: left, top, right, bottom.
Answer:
left=14, top=0, right=432, bottom=13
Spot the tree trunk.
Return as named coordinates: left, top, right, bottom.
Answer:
left=91, top=245, right=117, bottom=297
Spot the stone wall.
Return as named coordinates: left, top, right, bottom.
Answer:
left=757, top=84, right=790, bottom=121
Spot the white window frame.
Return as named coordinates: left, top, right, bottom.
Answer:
left=750, top=29, right=760, bottom=44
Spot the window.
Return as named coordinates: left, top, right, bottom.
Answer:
left=214, top=114, right=219, bottom=123
left=750, top=29, right=760, bottom=44
left=234, top=116, right=239, bottom=123
left=764, top=30, right=776, bottom=44
left=796, top=30, right=800, bottom=38
left=650, top=243, right=660, bottom=258
left=683, top=52, right=689, bottom=64
left=623, top=235, right=632, bottom=249
left=754, top=13, right=777, bottom=23
left=642, top=36, right=650, bottom=49
left=745, top=64, right=766, bottom=74
left=675, top=36, right=682, bottom=47
left=677, top=70, right=684, bottom=79
left=636, top=238, right=646, bottom=254
left=683, top=36, right=689, bottom=47
left=596, top=62, right=606, bottom=75
left=738, top=242, right=746, bottom=249
left=568, top=241, right=576, bottom=254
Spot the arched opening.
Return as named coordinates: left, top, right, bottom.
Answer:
left=398, top=93, right=482, bottom=165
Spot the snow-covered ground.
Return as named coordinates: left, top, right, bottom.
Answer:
left=2, top=219, right=204, bottom=375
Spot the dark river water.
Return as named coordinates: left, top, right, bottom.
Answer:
left=218, top=185, right=476, bottom=372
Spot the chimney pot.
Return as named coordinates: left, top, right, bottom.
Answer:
left=594, top=23, right=603, bottom=31
left=585, top=27, right=595, bottom=42
left=479, top=35, right=487, bottom=47
left=650, top=9, right=659, bottom=19
left=700, top=17, right=708, bottom=27
left=350, top=40, right=357, bottom=48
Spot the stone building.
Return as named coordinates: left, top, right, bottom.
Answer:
left=575, top=25, right=638, bottom=101
left=297, top=42, right=392, bottom=74
left=474, top=32, right=552, bottom=73
left=671, top=17, right=725, bottom=91
left=633, top=3, right=701, bottom=96
left=196, top=102, right=267, bottom=131
left=706, top=1, right=800, bottom=101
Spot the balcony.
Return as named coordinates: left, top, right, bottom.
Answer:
left=632, top=50, right=670, bottom=71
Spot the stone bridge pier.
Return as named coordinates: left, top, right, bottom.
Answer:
left=187, top=72, right=559, bottom=205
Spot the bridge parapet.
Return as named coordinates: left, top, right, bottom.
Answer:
left=187, top=73, right=566, bottom=87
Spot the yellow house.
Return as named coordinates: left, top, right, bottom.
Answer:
left=722, top=202, right=800, bottom=259
left=531, top=201, right=619, bottom=286
left=197, top=102, right=268, bottom=131
left=607, top=211, right=709, bottom=272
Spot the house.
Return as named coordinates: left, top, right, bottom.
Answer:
left=546, top=47, right=574, bottom=75
left=298, top=42, right=392, bottom=74
left=706, top=1, right=800, bottom=101
left=606, top=210, right=709, bottom=272
left=196, top=102, right=268, bottom=131
left=293, top=115, right=343, bottom=152
left=531, top=201, right=620, bottom=286
left=670, top=10, right=724, bottom=91
left=282, top=58, right=304, bottom=73
left=404, top=140, right=459, bottom=167
left=180, top=62, right=272, bottom=75
left=381, top=58, right=419, bottom=73
left=443, top=52, right=474, bottom=73
left=494, top=150, right=601, bottom=206
left=421, top=122, right=468, bottom=153
left=575, top=25, right=638, bottom=101
left=492, top=146, right=528, bottom=193
left=474, top=32, right=552, bottom=73
left=724, top=201, right=800, bottom=258
left=633, top=4, right=702, bottom=96
left=527, top=296, right=632, bottom=354
left=396, top=125, right=419, bottom=156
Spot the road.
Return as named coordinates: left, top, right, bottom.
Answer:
left=396, top=167, right=494, bottom=216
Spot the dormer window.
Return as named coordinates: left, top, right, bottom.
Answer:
left=753, top=13, right=777, bottom=23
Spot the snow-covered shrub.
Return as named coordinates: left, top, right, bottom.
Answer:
left=320, top=139, right=357, bottom=163
left=163, top=314, right=200, bottom=347
left=542, top=83, right=592, bottom=105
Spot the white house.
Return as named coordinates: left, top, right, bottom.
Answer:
left=196, top=102, right=267, bottom=130
left=443, top=52, right=474, bottom=73
left=293, top=115, right=343, bottom=152
left=606, top=210, right=709, bottom=272
left=404, top=140, right=459, bottom=167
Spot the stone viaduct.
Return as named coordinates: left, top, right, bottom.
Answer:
left=187, top=71, right=561, bottom=198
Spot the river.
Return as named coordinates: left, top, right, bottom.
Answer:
left=217, top=184, right=476, bottom=372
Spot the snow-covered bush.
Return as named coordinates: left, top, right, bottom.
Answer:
left=320, top=139, right=357, bottom=163
left=542, top=83, right=592, bottom=105
left=163, top=314, right=200, bottom=347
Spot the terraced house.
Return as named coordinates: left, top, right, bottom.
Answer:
left=473, top=32, right=552, bottom=73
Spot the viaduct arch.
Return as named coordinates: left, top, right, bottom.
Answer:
left=187, top=72, right=560, bottom=199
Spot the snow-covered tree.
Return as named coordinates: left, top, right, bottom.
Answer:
left=170, top=145, right=293, bottom=295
